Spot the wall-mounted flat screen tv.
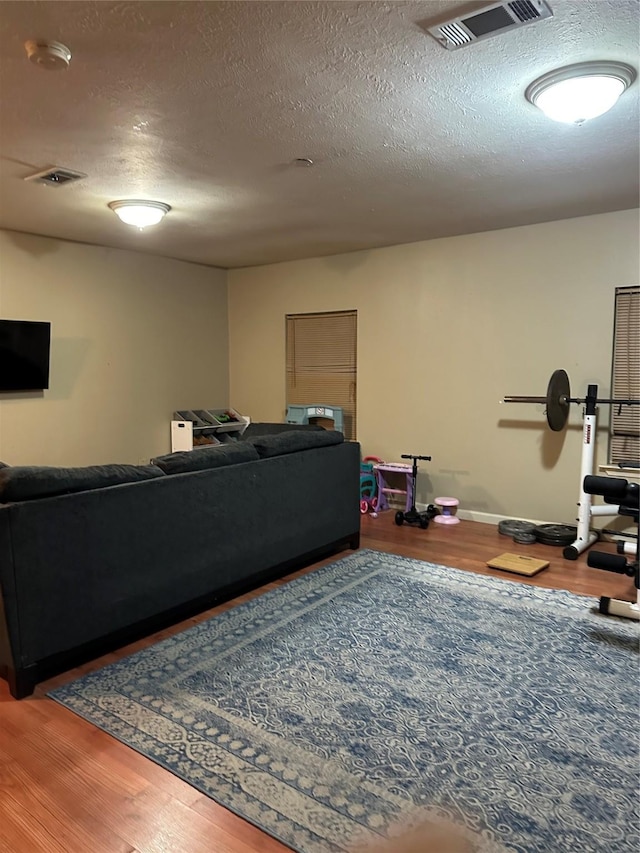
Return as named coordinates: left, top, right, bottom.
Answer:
left=0, top=319, right=51, bottom=391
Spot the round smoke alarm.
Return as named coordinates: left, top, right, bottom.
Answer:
left=25, top=40, right=72, bottom=71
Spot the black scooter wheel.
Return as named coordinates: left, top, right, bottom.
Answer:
left=395, top=511, right=404, bottom=526
left=419, top=517, right=429, bottom=529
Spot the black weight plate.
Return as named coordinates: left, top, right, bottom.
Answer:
left=546, top=369, right=571, bottom=431
left=534, top=523, right=577, bottom=546
left=538, top=536, right=575, bottom=547
left=498, top=519, right=536, bottom=536
left=513, top=532, right=537, bottom=544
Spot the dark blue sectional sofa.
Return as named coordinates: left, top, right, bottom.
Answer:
left=0, top=426, right=360, bottom=698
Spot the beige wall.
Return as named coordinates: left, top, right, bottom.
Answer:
left=229, top=209, right=640, bottom=524
left=2, top=212, right=637, bottom=522
left=0, top=230, right=229, bottom=466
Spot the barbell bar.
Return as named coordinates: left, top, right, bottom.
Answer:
left=503, top=368, right=640, bottom=431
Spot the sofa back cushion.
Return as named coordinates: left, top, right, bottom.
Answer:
left=241, top=422, right=325, bottom=439
left=0, top=464, right=165, bottom=503
left=247, top=429, right=344, bottom=458
left=152, top=442, right=259, bottom=474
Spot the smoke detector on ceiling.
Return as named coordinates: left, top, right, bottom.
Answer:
left=426, top=1, right=553, bottom=50
left=23, top=166, right=87, bottom=186
left=24, top=40, right=72, bottom=70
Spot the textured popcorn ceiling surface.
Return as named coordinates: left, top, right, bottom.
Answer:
left=0, top=0, right=638, bottom=268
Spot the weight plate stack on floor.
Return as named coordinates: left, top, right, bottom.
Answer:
left=513, top=532, right=537, bottom=544
left=533, top=523, right=577, bottom=547
left=498, top=519, right=536, bottom=537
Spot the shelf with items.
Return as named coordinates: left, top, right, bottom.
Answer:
left=171, top=408, right=250, bottom=452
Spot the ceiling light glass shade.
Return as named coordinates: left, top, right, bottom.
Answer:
left=525, top=62, right=636, bottom=124
left=108, top=200, right=171, bottom=228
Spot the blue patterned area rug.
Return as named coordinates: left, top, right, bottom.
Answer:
left=49, top=549, right=639, bottom=853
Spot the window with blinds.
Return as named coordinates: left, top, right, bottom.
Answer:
left=286, top=311, right=357, bottom=440
left=610, top=286, right=640, bottom=465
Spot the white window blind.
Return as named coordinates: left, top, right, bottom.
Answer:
left=610, top=286, right=640, bottom=465
left=286, top=311, right=357, bottom=439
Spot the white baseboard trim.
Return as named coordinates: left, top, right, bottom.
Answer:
left=414, top=503, right=551, bottom=527
left=456, top=509, right=552, bottom=526
left=457, top=510, right=513, bottom=525
left=410, top=503, right=635, bottom=539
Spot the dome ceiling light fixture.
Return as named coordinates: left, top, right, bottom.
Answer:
left=525, top=61, right=637, bottom=125
left=108, top=200, right=171, bottom=229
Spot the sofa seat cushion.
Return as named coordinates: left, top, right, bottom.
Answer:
left=247, top=429, right=344, bottom=458
left=0, top=464, right=165, bottom=503
left=152, top=442, right=259, bottom=474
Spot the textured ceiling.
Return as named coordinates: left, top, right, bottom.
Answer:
left=0, top=0, right=638, bottom=269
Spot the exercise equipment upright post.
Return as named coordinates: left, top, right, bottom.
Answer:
left=565, top=384, right=602, bottom=559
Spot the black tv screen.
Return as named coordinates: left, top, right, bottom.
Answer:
left=0, top=319, right=51, bottom=391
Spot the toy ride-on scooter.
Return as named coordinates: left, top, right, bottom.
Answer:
left=394, top=454, right=438, bottom=529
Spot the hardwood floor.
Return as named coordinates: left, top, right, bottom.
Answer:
left=0, top=517, right=636, bottom=852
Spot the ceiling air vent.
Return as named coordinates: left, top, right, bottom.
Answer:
left=426, top=1, right=553, bottom=50
left=23, top=166, right=87, bottom=186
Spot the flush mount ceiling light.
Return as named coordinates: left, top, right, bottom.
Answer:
left=24, top=40, right=72, bottom=70
left=526, top=61, right=636, bottom=124
left=108, top=200, right=171, bottom=229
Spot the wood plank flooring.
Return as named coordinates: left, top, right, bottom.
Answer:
left=0, top=517, right=636, bottom=852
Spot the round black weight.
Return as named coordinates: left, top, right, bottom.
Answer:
left=513, top=532, right=537, bottom=544
left=498, top=519, right=536, bottom=537
left=545, top=369, right=571, bottom=431
left=533, top=523, right=577, bottom=546
left=395, top=511, right=404, bottom=526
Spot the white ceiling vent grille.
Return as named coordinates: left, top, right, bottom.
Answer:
left=23, top=166, right=87, bottom=186
left=426, top=1, right=553, bottom=50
